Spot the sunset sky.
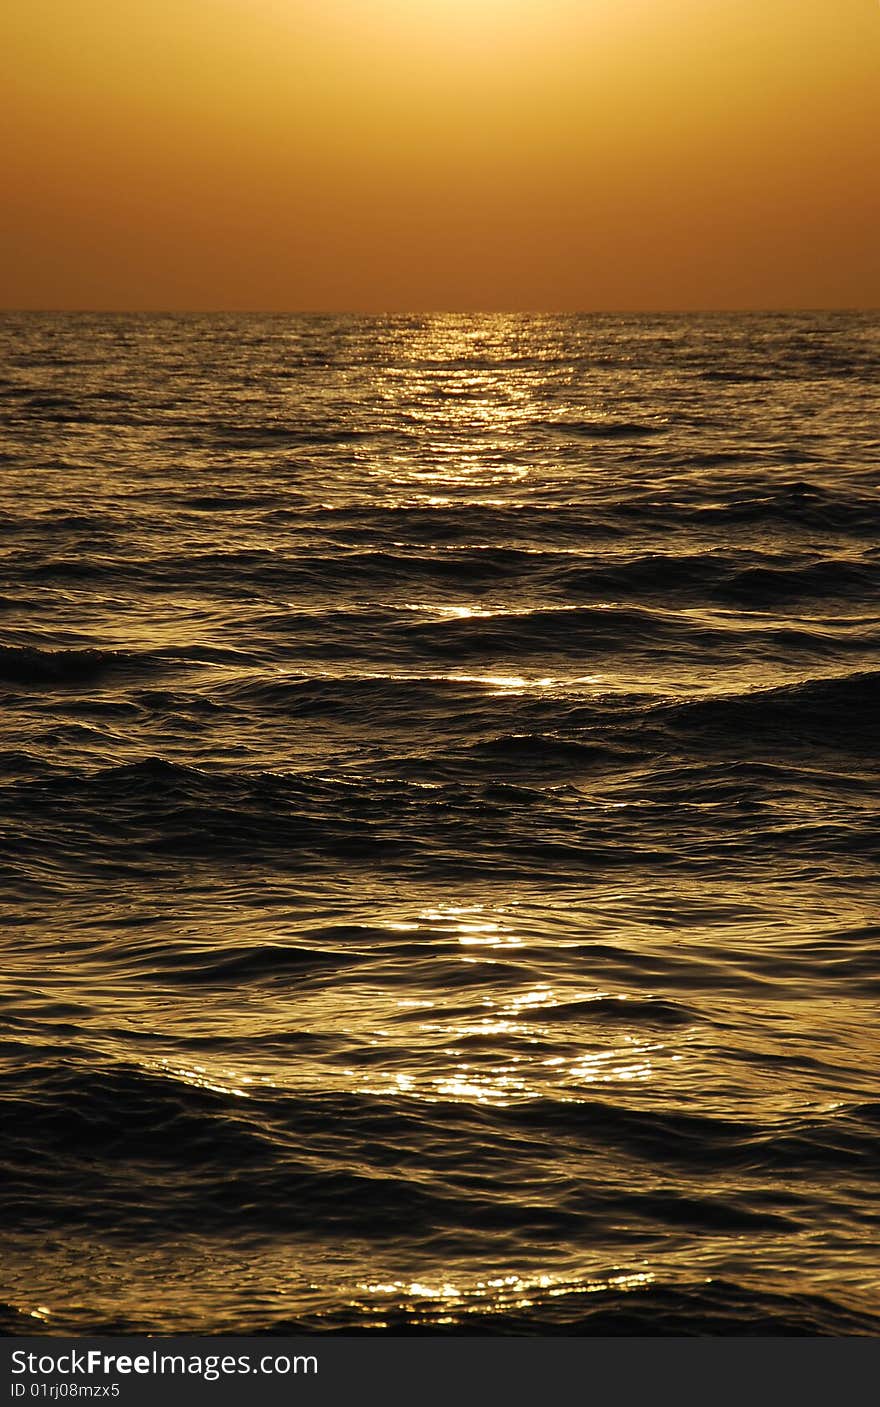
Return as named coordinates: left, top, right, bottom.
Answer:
left=3, top=0, right=878, bottom=311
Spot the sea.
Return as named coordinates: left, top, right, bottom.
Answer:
left=1, top=312, right=878, bottom=1335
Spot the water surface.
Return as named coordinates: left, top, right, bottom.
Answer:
left=1, top=313, right=878, bottom=1334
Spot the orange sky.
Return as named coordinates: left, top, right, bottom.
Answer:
left=2, top=0, right=878, bottom=310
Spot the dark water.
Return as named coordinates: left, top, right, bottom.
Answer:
left=1, top=312, right=878, bottom=1336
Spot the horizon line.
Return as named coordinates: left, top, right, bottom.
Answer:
left=2, top=305, right=879, bottom=318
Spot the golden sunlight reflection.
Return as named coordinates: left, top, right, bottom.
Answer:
left=347, top=1038, right=669, bottom=1107
left=321, top=905, right=682, bottom=1107
left=445, top=671, right=605, bottom=692
left=277, top=668, right=607, bottom=693
left=112, top=900, right=696, bottom=1113
left=145, top=1058, right=255, bottom=1100
left=356, top=1268, right=656, bottom=1320
left=366, top=320, right=544, bottom=494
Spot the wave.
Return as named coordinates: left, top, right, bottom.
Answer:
left=10, top=540, right=879, bottom=619
left=532, top=419, right=669, bottom=439
left=0, top=644, right=153, bottom=687
left=661, top=669, right=880, bottom=747
left=561, top=551, right=878, bottom=605
left=124, top=939, right=367, bottom=985
left=2, top=670, right=875, bottom=881
left=1, top=1278, right=875, bottom=1336
left=615, top=480, right=880, bottom=534
left=184, top=422, right=404, bottom=452
left=514, top=1095, right=880, bottom=1173
left=0, top=642, right=265, bottom=689
left=317, top=1281, right=880, bottom=1336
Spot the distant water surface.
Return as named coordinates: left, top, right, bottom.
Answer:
left=1, top=312, right=878, bottom=1334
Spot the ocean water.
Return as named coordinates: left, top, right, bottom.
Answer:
left=1, top=312, right=878, bottom=1336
